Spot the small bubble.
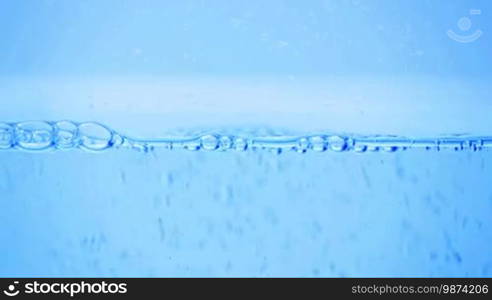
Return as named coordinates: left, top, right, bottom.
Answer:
left=309, top=135, right=327, bottom=152
left=327, top=135, right=347, bottom=152
left=296, top=137, right=309, bottom=153
left=183, top=139, right=200, bottom=151
left=78, top=122, right=113, bottom=151
left=15, top=121, right=54, bottom=150
left=234, top=137, right=248, bottom=151
left=353, top=142, right=367, bottom=153
left=218, top=135, right=233, bottom=151
left=54, top=120, right=79, bottom=149
left=0, top=123, right=14, bottom=149
left=382, top=146, right=398, bottom=152
left=111, top=133, right=124, bottom=148
left=132, top=142, right=153, bottom=153
left=200, top=134, right=219, bottom=151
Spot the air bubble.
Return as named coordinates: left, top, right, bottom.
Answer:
left=382, top=146, right=398, bottom=152
left=15, top=121, right=54, bottom=150
left=0, top=123, right=14, bottom=149
left=234, top=137, right=248, bottom=151
left=327, top=135, right=347, bottom=152
left=54, top=121, right=79, bottom=149
left=309, top=136, right=327, bottom=152
left=183, top=139, right=200, bottom=151
left=297, top=137, right=309, bottom=153
left=133, top=142, right=154, bottom=153
left=200, top=135, right=219, bottom=151
left=78, top=122, right=113, bottom=151
left=218, top=135, right=233, bottom=151
left=353, top=142, right=367, bottom=153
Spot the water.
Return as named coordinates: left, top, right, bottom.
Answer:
left=2, top=132, right=492, bottom=277
left=1, top=0, right=492, bottom=278
left=1, top=120, right=492, bottom=276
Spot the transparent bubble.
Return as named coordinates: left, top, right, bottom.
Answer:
left=382, top=146, right=398, bottom=152
left=54, top=121, right=79, bottom=149
left=296, top=137, right=309, bottom=153
left=309, top=136, right=327, bottom=152
left=200, top=134, right=219, bottom=151
left=15, top=121, right=54, bottom=150
left=218, top=135, right=233, bottom=151
left=132, top=142, right=154, bottom=153
left=0, top=123, right=14, bottom=149
left=353, top=143, right=368, bottom=153
left=327, top=135, right=347, bottom=152
left=234, top=137, right=248, bottom=151
left=78, top=122, right=113, bottom=151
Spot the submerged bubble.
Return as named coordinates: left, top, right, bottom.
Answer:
left=183, top=138, right=201, bottom=151
left=54, top=121, right=79, bottom=149
left=234, top=137, right=248, bottom=151
left=309, top=136, right=327, bottom=152
left=382, top=146, right=398, bottom=152
left=78, top=122, right=113, bottom=151
left=352, top=141, right=368, bottom=153
left=132, top=142, right=154, bottom=153
left=15, top=121, right=54, bottom=150
left=218, top=135, right=233, bottom=151
left=0, top=123, right=14, bottom=149
left=327, top=135, right=347, bottom=152
left=296, top=137, right=309, bottom=153
left=200, top=135, right=219, bottom=151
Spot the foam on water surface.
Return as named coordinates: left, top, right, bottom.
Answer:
left=1, top=120, right=492, bottom=153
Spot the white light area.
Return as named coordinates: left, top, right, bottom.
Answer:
left=1, top=76, right=491, bottom=137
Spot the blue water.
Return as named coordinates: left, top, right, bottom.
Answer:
left=1, top=0, right=492, bottom=277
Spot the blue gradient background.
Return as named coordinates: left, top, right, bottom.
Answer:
left=1, top=0, right=492, bottom=277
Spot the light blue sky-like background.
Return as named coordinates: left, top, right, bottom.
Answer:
left=0, top=0, right=491, bottom=77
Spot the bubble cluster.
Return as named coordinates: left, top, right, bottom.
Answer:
left=0, top=121, right=115, bottom=152
left=1, top=120, right=491, bottom=154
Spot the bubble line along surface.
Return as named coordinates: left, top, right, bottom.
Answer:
left=1, top=121, right=492, bottom=153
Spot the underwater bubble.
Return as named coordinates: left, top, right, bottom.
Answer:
left=309, top=136, right=327, bottom=152
left=183, top=138, right=201, bottom=151
left=0, top=123, right=14, bottom=149
left=78, top=122, right=113, bottom=151
left=15, top=121, right=54, bottom=150
left=234, top=137, right=248, bottom=151
left=297, top=137, right=309, bottom=153
left=200, top=135, right=219, bottom=151
left=469, top=140, right=483, bottom=151
left=218, top=135, right=233, bottom=151
left=327, top=135, right=347, bottom=152
left=353, top=142, right=368, bottom=153
left=132, top=142, right=154, bottom=153
left=54, top=121, right=79, bottom=149
left=111, top=133, right=125, bottom=148
left=382, top=146, right=398, bottom=152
